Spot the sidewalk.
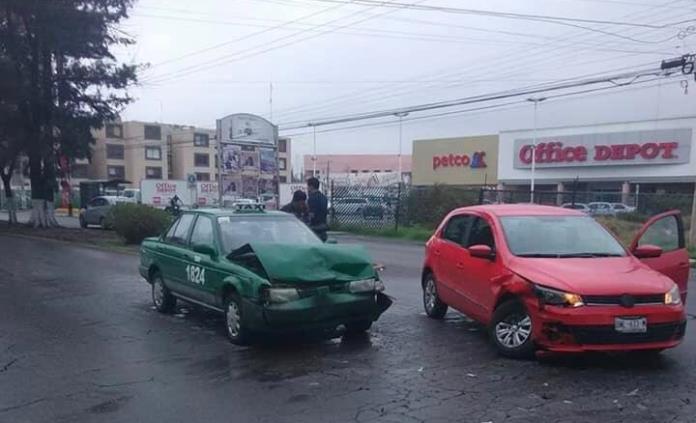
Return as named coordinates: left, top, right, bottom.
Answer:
left=0, top=210, right=81, bottom=228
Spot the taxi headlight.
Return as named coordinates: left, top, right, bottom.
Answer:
left=534, top=284, right=584, bottom=308
left=665, top=284, right=681, bottom=305
left=349, top=278, right=382, bottom=293
left=266, top=288, right=300, bottom=303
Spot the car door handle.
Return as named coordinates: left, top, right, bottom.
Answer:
left=434, top=250, right=441, bottom=256
left=456, top=262, right=465, bottom=269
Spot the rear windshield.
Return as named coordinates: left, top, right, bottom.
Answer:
left=218, top=215, right=320, bottom=253
left=500, top=215, right=626, bottom=258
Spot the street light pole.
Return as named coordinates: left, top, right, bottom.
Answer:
left=526, top=97, right=546, bottom=203
left=395, top=112, right=409, bottom=182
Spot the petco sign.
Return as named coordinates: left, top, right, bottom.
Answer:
left=433, top=152, right=487, bottom=170
left=513, top=128, right=692, bottom=169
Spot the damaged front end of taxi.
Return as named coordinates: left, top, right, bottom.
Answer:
left=227, top=242, right=393, bottom=334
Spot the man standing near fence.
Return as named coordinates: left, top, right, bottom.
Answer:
left=307, top=177, right=329, bottom=242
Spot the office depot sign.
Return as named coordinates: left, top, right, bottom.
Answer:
left=513, top=128, right=692, bottom=169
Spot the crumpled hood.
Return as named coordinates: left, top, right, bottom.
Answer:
left=507, top=256, right=674, bottom=295
left=228, top=242, right=375, bottom=284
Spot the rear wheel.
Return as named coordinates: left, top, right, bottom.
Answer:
left=224, top=294, right=250, bottom=345
left=490, top=300, right=534, bottom=359
left=99, top=217, right=106, bottom=229
left=423, top=273, right=448, bottom=319
left=79, top=216, right=87, bottom=228
left=151, top=273, right=176, bottom=313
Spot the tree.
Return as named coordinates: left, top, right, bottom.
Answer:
left=0, top=0, right=137, bottom=227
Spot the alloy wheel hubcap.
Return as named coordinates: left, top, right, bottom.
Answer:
left=424, top=279, right=437, bottom=312
left=153, top=279, right=164, bottom=307
left=495, top=314, right=532, bottom=348
left=226, top=302, right=241, bottom=338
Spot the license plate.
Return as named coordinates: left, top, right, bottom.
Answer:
left=614, top=317, right=647, bottom=333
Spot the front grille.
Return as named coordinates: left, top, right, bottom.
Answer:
left=567, top=321, right=686, bottom=345
left=584, top=294, right=664, bottom=306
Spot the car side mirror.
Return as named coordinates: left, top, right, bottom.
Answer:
left=469, top=244, right=495, bottom=260
left=632, top=244, right=662, bottom=259
left=326, top=238, right=338, bottom=244
left=193, top=244, right=218, bottom=258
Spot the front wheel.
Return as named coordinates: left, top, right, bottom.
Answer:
left=345, top=319, right=373, bottom=334
left=224, top=294, right=250, bottom=345
left=423, top=273, right=448, bottom=319
left=489, top=300, right=535, bottom=359
left=152, top=273, right=176, bottom=313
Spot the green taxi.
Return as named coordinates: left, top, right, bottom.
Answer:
left=139, top=205, right=392, bottom=344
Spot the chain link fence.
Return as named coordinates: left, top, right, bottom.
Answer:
left=329, top=181, right=694, bottom=246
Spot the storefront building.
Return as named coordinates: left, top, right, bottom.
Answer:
left=411, top=135, right=499, bottom=186
left=497, top=117, right=696, bottom=199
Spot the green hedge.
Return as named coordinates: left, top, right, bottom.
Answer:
left=107, top=203, right=172, bottom=244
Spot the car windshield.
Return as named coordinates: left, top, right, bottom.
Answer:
left=218, top=215, right=321, bottom=253
left=500, top=215, right=626, bottom=258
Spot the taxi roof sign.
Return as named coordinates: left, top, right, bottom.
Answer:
left=233, top=202, right=266, bottom=213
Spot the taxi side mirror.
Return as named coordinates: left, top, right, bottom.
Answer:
left=632, top=244, right=662, bottom=258
left=193, top=244, right=218, bottom=258
left=326, top=238, right=338, bottom=244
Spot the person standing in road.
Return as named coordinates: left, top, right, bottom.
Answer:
left=280, top=190, right=309, bottom=224
left=306, top=177, right=329, bottom=242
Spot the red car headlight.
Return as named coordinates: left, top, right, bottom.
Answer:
left=534, top=284, right=584, bottom=308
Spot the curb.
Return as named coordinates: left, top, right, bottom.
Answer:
left=0, top=231, right=138, bottom=256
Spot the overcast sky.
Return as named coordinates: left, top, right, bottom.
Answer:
left=117, top=0, right=696, bottom=171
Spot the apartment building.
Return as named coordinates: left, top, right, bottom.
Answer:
left=89, top=121, right=291, bottom=186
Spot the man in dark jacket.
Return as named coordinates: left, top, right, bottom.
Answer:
left=280, top=190, right=309, bottom=223
left=306, top=177, right=328, bottom=242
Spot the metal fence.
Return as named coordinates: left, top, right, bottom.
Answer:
left=329, top=182, right=694, bottom=241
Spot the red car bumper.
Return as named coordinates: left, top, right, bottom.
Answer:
left=528, top=301, right=687, bottom=353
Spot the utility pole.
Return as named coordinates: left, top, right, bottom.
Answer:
left=312, top=125, right=317, bottom=177
left=526, top=97, right=546, bottom=203
left=395, top=112, right=409, bottom=182
left=269, top=82, right=273, bottom=122
left=690, top=184, right=696, bottom=247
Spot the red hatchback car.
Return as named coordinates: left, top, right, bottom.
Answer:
left=422, top=204, right=689, bottom=358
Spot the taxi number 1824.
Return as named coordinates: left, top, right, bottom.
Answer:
left=185, top=265, right=206, bottom=285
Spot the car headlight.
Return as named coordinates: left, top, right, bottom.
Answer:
left=265, top=287, right=300, bottom=303
left=349, top=278, right=384, bottom=293
left=665, top=284, right=681, bottom=305
left=534, top=284, right=584, bottom=308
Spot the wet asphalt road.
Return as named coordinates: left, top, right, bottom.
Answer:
left=0, top=234, right=695, bottom=423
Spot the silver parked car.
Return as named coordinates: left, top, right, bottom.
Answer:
left=79, top=196, right=131, bottom=228
left=560, top=202, right=590, bottom=213
left=588, top=201, right=616, bottom=216
left=611, top=202, right=636, bottom=213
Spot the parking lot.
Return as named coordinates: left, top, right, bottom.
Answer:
left=0, top=233, right=694, bottom=423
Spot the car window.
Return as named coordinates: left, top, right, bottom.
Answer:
left=89, top=198, right=104, bottom=207
left=442, top=215, right=473, bottom=246
left=190, top=216, right=215, bottom=247
left=170, top=214, right=195, bottom=245
left=164, top=219, right=179, bottom=242
left=614, top=204, right=625, bottom=210
left=218, top=215, right=321, bottom=253
left=638, top=215, right=681, bottom=252
left=466, top=217, right=495, bottom=249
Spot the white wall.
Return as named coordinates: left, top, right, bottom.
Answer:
left=498, top=116, right=696, bottom=184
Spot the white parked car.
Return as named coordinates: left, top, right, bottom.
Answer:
left=611, top=203, right=636, bottom=213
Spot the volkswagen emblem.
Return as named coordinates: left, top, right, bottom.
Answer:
left=620, top=294, right=635, bottom=308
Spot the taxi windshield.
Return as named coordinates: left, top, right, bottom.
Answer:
left=218, top=215, right=321, bottom=253
left=500, top=215, right=626, bottom=258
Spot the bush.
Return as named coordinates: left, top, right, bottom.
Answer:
left=108, top=203, right=172, bottom=244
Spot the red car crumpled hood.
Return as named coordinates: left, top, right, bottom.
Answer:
left=507, top=256, right=674, bottom=296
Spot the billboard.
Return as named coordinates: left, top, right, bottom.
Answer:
left=140, top=180, right=220, bottom=207
left=217, top=113, right=277, bottom=146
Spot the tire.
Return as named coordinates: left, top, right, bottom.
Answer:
left=79, top=216, right=87, bottom=228
left=99, top=217, right=106, bottom=229
left=151, top=272, right=176, bottom=313
left=423, top=273, right=448, bottom=319
left=489, top=300, right=535, bottom=359
left=345, top=319, right=373, bottom=334
left=224, top=293, right=250, bottom=345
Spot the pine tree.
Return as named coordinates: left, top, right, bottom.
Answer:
left=0, top=0, right=137, bottom=226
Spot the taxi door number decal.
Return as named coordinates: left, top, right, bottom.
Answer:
left=186, top=265, right=205, bottom=285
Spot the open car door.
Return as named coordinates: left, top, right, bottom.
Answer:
left=630, top=210, right=690, bottom=303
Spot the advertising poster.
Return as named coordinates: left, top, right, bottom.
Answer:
left=222, top=176, right=241, bottom=196
left=259, top=148, right=277, bottom=174
left=197, top=182, right=219, bottom=206
left=222, top=144, right=241, bottom=173
left=241, top=147, right=259, bottom=171
left=242, top=175, right=258, bottom=198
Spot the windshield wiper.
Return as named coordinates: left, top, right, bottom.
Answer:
left=516, top=253, right=562, bottom=258
left=556, top=252, right=623, bottom=258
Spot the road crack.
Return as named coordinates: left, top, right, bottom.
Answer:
left=0, top=358, right=17, bottom=372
